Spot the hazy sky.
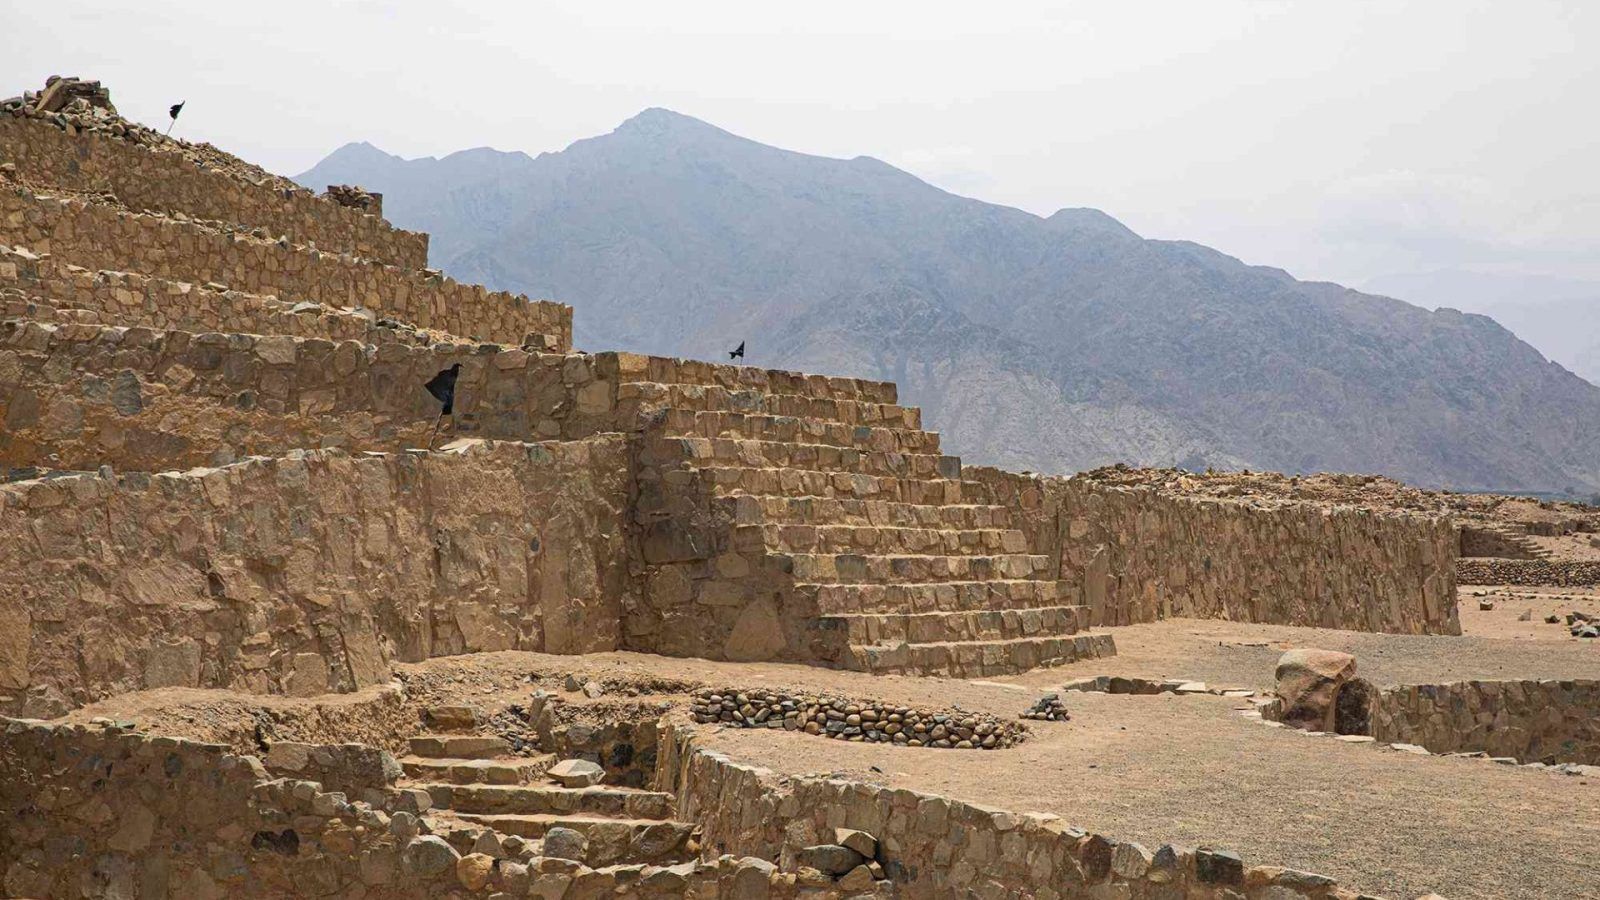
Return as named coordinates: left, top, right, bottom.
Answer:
left=5, top=0, right=1598, bottom=296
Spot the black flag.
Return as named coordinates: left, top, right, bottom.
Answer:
left=425, top=364, right=462, bottom=414
left=728, top=341, right=745, bottom=360
left=165, top=101, right=185, bottom=136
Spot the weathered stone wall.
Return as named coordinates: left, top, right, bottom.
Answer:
left=1371, top=680, right=1600, bottom=764
left=0, top=717, right=864, bottom=899
left=2, top=243, right=451, bottom=347
left=0, top=185, right=572, bottom=348
left=0, top=321, right=627, bottom=471
left=1456, top=558, right=1600, bottom=587
left=0, top=116, right=429, bottom=268
left=965, top=467, right=1460, bottom=635
left=658, top=722, right=1365, bottom=899
left=1458, top=523, right=1539, bottom=559
left=0, top=439, right=634, bottom=715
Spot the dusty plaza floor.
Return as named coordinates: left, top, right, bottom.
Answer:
left=65, top=592, right=1600, bottom=900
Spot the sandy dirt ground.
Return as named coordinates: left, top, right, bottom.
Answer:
left=58, top=617, right=1600, bottom=900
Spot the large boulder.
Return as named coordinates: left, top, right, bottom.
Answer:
left=1275, top=649, right=1357, bottom=732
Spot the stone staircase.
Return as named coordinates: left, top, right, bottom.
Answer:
left=628, top=364, right=1113, bottom=676
left=401, top=712, right=697, bottom=868
left=1, top=96, right=1114, bottom=681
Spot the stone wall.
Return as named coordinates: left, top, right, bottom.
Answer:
left=0, top=116, right=429, bottom=268
left=966, top=468, right=1460, bottom=635
left=658, top=722, right=1365, bottom=899
left=0, top=438, right=634, bottom=715
left=0, top=185, right=571, bottom=348
left=0, top=717, right=867, bottom=899
left=1458, top=523, right=1539, bottom=559
left=1371, top=680, right=1600, bottom=764
left=1456, top=558, right=1600, bottom=587
left=0, top=320, right=628, bottom=471
left=2, top=243, right=451, bottom=347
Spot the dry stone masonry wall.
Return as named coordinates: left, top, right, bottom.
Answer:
left=0, top=716, right=881, bottom=899
left=0, top=111, right=429, bottom=268
left=1455, top=558, right=1600, bottom=587
left=659, top=723, right=1367, bottom=899
left=0, top=439, right=632, bottom=715
left=0, top=320, right=625, bottom=471
left=967, top=467, right=1460, bottom=634
left=1, top=244, right=453, bottom=347
left=1371, top=680, right=1600, bottom=765
left=688, top=688, right=1026, bottom=749
left=1, top=185, right=571, bottom=348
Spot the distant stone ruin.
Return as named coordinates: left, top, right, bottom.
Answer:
left=0, top=78, right=1480, bottom=899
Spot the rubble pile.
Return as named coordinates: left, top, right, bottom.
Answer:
left=689, top=688, right=1025, bottom=749
left=1020, top=692, right=1070, bottom=721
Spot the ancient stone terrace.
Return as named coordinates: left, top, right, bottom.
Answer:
left=0, top=79, right=1506, bottom=900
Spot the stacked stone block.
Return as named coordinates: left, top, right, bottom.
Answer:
left=621, top=355, right=1111, bottom=676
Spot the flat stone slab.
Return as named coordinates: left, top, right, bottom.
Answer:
left=547, top=758, right=605, bottom=788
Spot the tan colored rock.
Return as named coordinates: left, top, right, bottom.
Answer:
left=455, top=853, right=495, bottom=891
left=1275, top=648, right=1357, bottom=732
left=548, top=758, right=605, bottom=788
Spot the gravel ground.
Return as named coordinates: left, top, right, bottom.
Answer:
left=56, top=618, right=1600, bottom=900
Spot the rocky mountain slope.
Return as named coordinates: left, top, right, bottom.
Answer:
left=297, top=110, right=1600, bottom=493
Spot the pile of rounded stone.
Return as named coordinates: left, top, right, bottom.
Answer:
left=689, top=688, right=1026, bottom=749
left=1021, top=692, right=1070, bottom=721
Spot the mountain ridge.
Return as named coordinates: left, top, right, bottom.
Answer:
left=296, top=110, right=1600, bottom=494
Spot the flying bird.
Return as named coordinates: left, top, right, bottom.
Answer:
left=728, top=341, right=745, bottom=361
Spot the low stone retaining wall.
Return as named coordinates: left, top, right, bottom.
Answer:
left=0, top=438, right=633, bottom=715
left=689, top=688, right=1026, bottom=749
left=0, top=716, right=876, bottom=898
left=658, top=721, right=1374, bottom=899
left=966, top=468, right=1460, bottom=635
left=1371, top=680, right=1600, bottom=765
left=1456, top=558, right=1600, bottom=587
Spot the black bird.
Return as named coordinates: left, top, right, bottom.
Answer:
left=425, top=363, right=462, bottom=414
left=424, top=363, right=462, bottom=450
left=728, top=341, right=745, bottom=361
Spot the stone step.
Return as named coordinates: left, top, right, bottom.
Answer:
left=780, top=551, right=1053, bottom=584
left=406, top=734, right=512, bottom=760
left=0, top=115, right=430, bottom=268
left=696, top=466, right=964, bottom=505
left=821, top=605, right=1090, bottom=646
left=2, top=185, right=571, bottom=349
left=654, top=408, right=940, bottom=454
left=663, top=435, right=960, bottom=481
left=423, top=784, right=675, bottom=819
left=398, top=755, right=555, bottom=785
left=598, top=352, right=897, bottom=404
left=0, top=244, right=482, bottom=348
left=735, top=523, right=1026, bottom=556
left=727, top=494, right=1012, bottom=530
left=620, top=381, right=921, bottom=429
left=843, top=632, right=1118, bottom=678
left=800, top=580, right=1065, bottom=615
left=450, top=814, right=698, bottom=866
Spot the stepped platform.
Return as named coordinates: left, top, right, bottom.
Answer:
left=1, top=183, right=571, bottom=348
